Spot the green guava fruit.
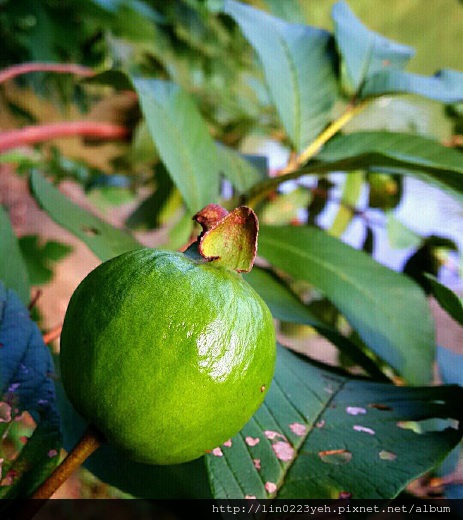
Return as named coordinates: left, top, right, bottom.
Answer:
left=60, top=248, right=276, bottom=465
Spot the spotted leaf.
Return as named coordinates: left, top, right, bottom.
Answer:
left=206, top=344, right=463, bottom=499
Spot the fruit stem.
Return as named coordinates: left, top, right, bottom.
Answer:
left=14, top=424, right=104, bottom=520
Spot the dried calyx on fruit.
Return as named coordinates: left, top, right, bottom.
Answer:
left=59, top=204, right=276, bottom=465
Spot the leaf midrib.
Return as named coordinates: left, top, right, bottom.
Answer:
left=274, top=378, right=347, bottom=498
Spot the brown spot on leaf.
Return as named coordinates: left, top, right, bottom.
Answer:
left=289, top=422, right=307, bottom=436
left=264, top=430, right=287, bottom=441
left=0, top=402, right=12, bottom=423
left=339, top=491, right=352, bottom=499
left=245, top=436, right=260, bottom=447
left=379, top=450, right=397, bottom=461
left=265, top=482, right=277, bottom=494
left=369, top=403, right=393, bottom=411
left=212, top=447, right=223, bottom=457
left=353, top=425, right=375, bottom=435
left=346, top=406, right=366, bottom=416
left=319, top=449, right=352, bottom=465
left=193, top=204, right=229, bottom=232
left=272, top=441, right=295, bottom=462
left=82, top=226, right=100, bottom=236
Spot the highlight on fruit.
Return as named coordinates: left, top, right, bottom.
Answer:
left=58, top=204, right=276, bottom=463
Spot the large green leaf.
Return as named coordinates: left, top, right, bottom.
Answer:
left=316, top=131, right=463, bottom=198
left=223, top=0, right=338, bottom=152
left=131, top=78, right=222, bottom=213
left=29, top=171, right=141, bottom=263
left=207, top=344, right=463, bottom=499
left=19, top=235, right=73, bottom=285
left=258, top=225, right=435, bottom=385
left=0, top=206, right=30, bottom=305
left=362, top=69, right=463, bottom=103
left=332, top=0, right=414, bottom=93
left=245, top=267, right=389, bottom=382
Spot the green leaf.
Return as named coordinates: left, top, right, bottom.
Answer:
left=29, top=171, right=141, bottom=262
left=19, top=235, right=73, bottom=286
left=217, top=145, right=265, bottom=195
left=316, top=131, right=463, bottom=199
left=425, top=275, right=463, bottom=326
left=262, top=0, right=304, bottom=23
left=245, top=267, right=390, bottom=382
left=362, top=69, right=463, bottom=103
left=126, top=165, right=175, bottom=230
left=0, top=206, right=30, bottom=305
left=332, top=0, right=415, bottom=93
left=0, top=282, right=62, bottom=500
left=386, top=214, right=422, bottom=250
left=207, top=344, right=463, bottom=499
left=0, top=150, right=40, bottom=168
left=258, top=225, right=435, bottom=385
left=224, top=0, right=338, bottom=152
left=260, top=188, right=310, bottom=226
left=131, top=78, right=221, bottom=213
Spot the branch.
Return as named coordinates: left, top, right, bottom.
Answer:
left=246, top=100, right=370, bottom=207
left=0, top=121, right=130, bottom=153
left=277, top=100, right=370, bottom=177
left=14, top=425, right=104, bottom=520
left=0, top=62, right=95, bottom=85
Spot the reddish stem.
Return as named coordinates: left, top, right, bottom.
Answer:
left=0, top=121, right=130, bottom=152
left=0, top=62, right=95, bottom=85
left=42, top=324, right=63, bottom=345
left=28, top=289, right=42, bottom=311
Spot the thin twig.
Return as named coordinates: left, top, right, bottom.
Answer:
left=28, top=290, right=42, bottom=311
left=280, top=100, right=370, bottom=175
left=247, top=100, right=370, bottom=208
left=0, top=62, right=95, bottom=85
left=13, top=424, right=104, bottom=520
left=0, top=121, right=130, bottom=153
left=42, top=324, right=62, bottom=345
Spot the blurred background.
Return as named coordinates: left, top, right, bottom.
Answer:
left=1, top=0, right=462, bottom=501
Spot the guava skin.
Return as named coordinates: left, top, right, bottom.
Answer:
left=60, top=248, right=276, bottom=465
